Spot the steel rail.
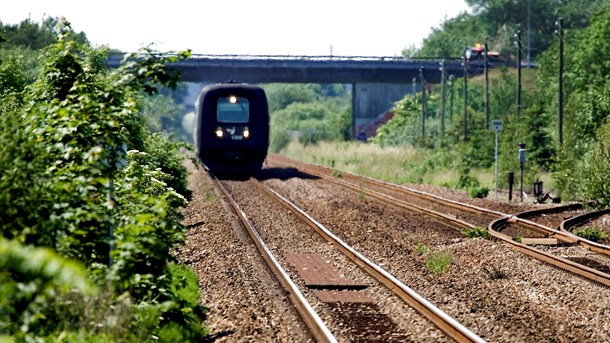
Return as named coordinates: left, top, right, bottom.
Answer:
left=211, top=175, right=337, bottom=343
left=559, top=208, right=610, bottom=255
left=267, top=154, right=505, bottom=217
left=272, top=156, right=575, bottom=242
left=325, top=167, right=610, bottom=286
left=294, top=166, right=487, bottom=230
left=255, top=180, right=486, bottom=343
left=267, top=156, right=610, bottom=287
left=489, top=216, right=610, bottom=287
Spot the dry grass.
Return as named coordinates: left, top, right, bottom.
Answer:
left=281, top=140, right=459, bottom=186
left=280, top=139, right=553, bottom=193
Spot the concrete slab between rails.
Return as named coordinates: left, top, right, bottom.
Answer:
left=286, top=253, right=368, bottom=289
left=520, top=238, right=559, bottom=245
left=314, top=290, right=372, bottom=303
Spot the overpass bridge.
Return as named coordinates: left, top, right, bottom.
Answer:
left=107, top=53, right=475, bottom=137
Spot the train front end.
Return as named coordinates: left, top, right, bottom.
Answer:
left=194, top=83, right=269, bottom=175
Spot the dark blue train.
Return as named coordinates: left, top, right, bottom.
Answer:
left=193, top=83, right=269, bottom=175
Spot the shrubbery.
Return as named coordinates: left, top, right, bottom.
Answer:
left=0, top=20, right=206, bottom=341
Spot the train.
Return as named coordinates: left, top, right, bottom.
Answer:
left=192, top=82, right=269, bottom=176
left=464, top=43, right=502, bottom=64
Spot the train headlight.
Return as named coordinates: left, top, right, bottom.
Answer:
left=229, top=95, right=237, bottom=104
left=243, top=127, right=250, bottom=138
left=215, top=127, right=224, bottom=138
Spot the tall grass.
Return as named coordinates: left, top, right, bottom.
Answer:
left=280, top=140, right=465, bottom=187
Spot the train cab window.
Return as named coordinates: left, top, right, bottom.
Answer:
left=217, top=96, right=249, bottom=123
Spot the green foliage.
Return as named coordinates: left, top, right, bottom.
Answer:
left=414, top=13, right=489, bottom=58
left=142, top=133, right=193, bottom=201
left=141, top=94, right=191, bottom=142
left=425, top=252, right=453, bottom=274
left=575, top=121, right=610, bottom=207
left=0, top=17, right=88, bottom=50
left=461, top=226, right=490, bottom=238
left=371, top=95, right=421, bottom=146
left=264, top=83, right=320, bottom=112
left=270, top=128, right=291, bottom=153
left=468, top=185, right=490, bottom=198
left=270, top=100, right=350, bottom=147
left=0, top=238, right=98, bottom=339
left=456, top=158, right=480, bottom=189
left=0, top=20, right=205, bottom=341
left=266, top=83, right=351, bottom=151
left=415, top=243, right=428, bottom=255
left=0, top=54, right=27, bottom=97
left=433, top=0, right=610, bottom=61
left=573, top=226, right=609, bottom=243
left=537, top=5, right=610, bottom=200
left=115, top=46, right=191, bottom=96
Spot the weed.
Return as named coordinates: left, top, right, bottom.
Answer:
left=512, top=235, right=523, bottom=243
left=415, top=243, right=427, bottom=255
left=468, top=186, right=489, bottom=199
left=484, top=267, right=508, bottom=280
left=359, top=181, right=365, bottom=201
left=461, top=226, right=490, bottom=239
left=426, top=252, right=452, bottom=274
left=573, top=226, right=608, bottom=243
left=203, top=188, right=216, bottom=202
left=330, top=169, right=342, bottom=178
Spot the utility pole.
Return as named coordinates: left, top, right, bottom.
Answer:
left=440, top=60, right=446, bottom=135
left=557, top=18, right=564, bottom=146
left=484, top=39, right=490, bottom=129
left=449, top=75, right=455, bottom=120
left=463, top=55, right=468, bottom=141
left=516, top=29, right=522, bottom=115
left=419, top=67, right=427, bottom=138
left=527, top=0, right=531, bottom=64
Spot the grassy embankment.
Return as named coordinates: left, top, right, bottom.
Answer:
left=279, top=67, right=554, bottom=199
left=279, top=140, right=492, bottom=187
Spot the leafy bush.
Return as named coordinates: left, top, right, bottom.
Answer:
left=0, top=238, right=98, bottom=339
left=461, top=226, right=490, bottom=239
left=0, top=20, right=205, bottom=341
left=468, top=186, right=489, bottom=199
left=573, top=226, right=608, bottom=243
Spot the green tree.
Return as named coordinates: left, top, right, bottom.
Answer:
left=413, top=13, right=488, bottom=58
left=417, top=0, right=610, bottom=61
left=577, top=120, right=610, bottom=207
left=0, top=16, right=88, bottom=50
left=264, top=83, right=320, bottom=112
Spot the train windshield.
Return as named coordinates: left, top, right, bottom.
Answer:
left=217, top=96, right=249, bottom=123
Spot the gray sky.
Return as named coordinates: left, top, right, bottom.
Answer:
left=1, top=0, right=470, bottom=56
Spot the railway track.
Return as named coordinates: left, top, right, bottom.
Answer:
left=265, top=155, right=610, bottom=288
left=211, top=173, right=484, bottom=342
left=184, top=158, right=610, bottom=341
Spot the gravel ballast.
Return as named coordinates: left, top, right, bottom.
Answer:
left=180, top=159, right=610, bottom=342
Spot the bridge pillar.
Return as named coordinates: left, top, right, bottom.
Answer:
left=352, top=83, right=412, bottom=140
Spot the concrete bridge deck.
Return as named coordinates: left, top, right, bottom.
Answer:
left=107, top=53, right=473, bottom=84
